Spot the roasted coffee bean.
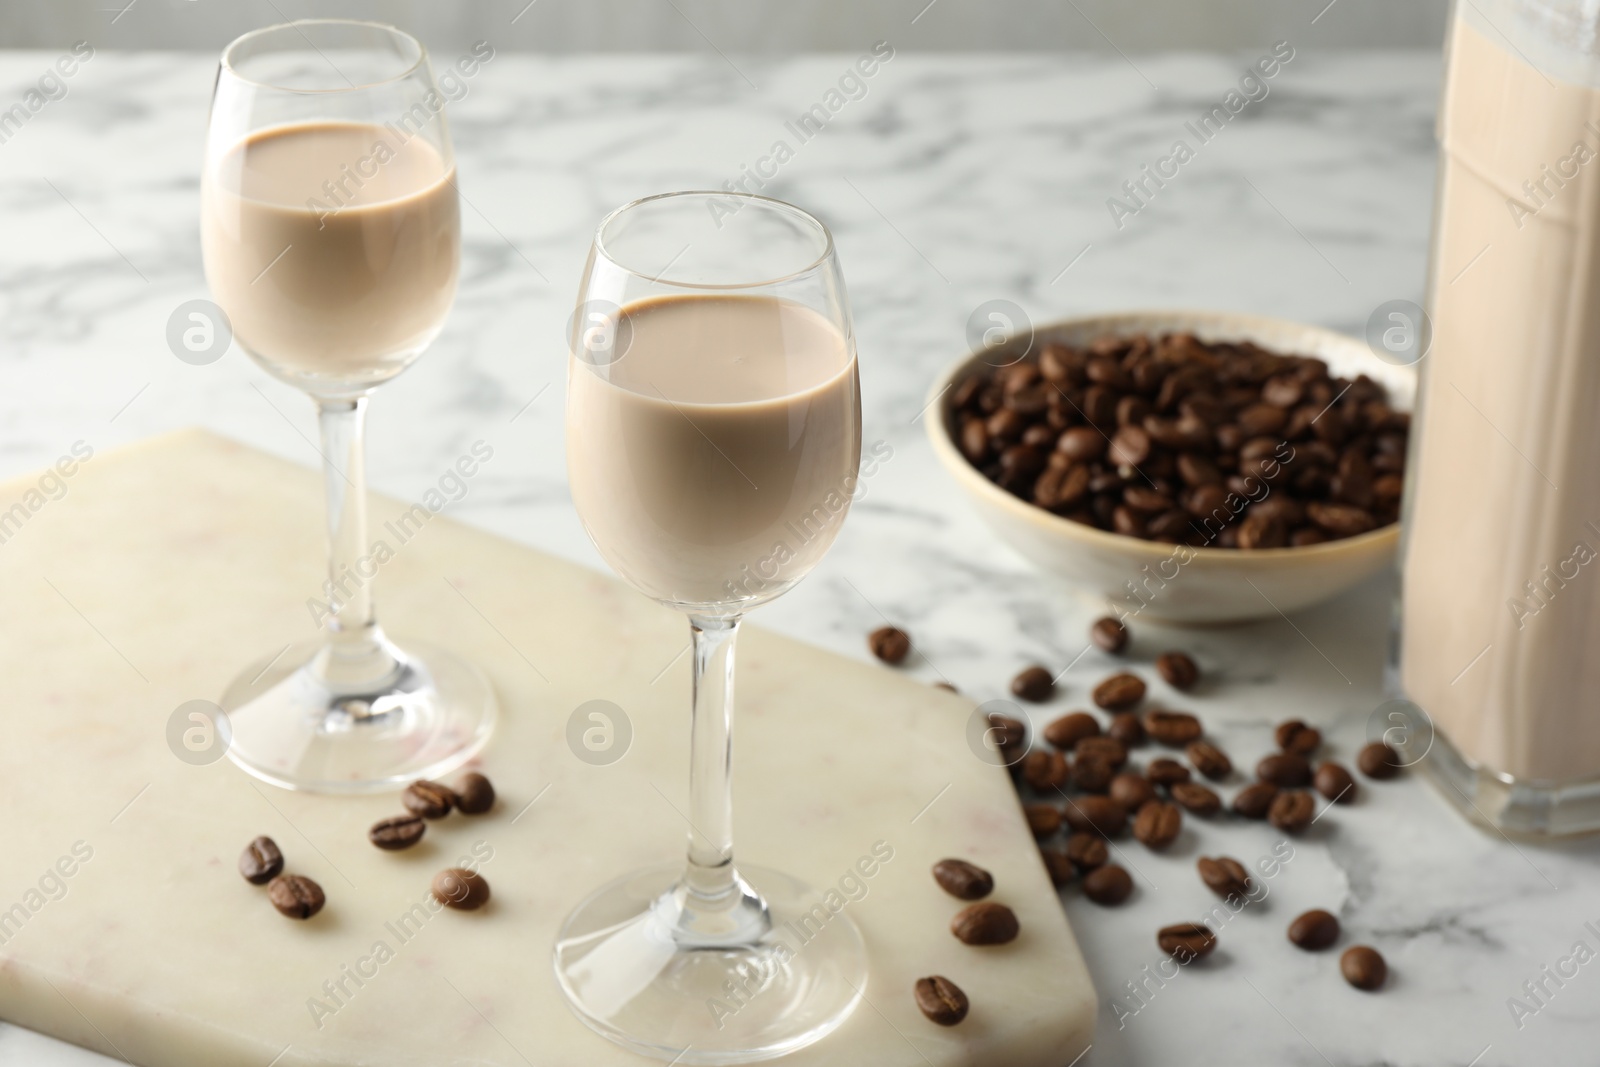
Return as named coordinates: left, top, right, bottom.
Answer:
left=1108, top=712, right=1146, bottom=747
left=432, top=867, right=491, bottom=910
left=1065, top=831, right=1109, bottom=871
left=915, top=976, right=970, bottom=1026
left=403, top=780, right=457, bottom=820
left=1025, top=804, right=1062, bottom=838
left=1257, top=752, right=1312, bottom=788
left=1093, top=673, right=1146, bottom=711
left=1058, top=426, right=1106, bottom=460
left=1011, top=665, right=1055, bottom=703
left=267, top=874, right=325, bottom=920
left=239, top=836, right=283, bottom=885
left=1314, top=762, right=1358, bottom=803
left=868, top=626, right=912, bottom=665
left=1185, top=740, right=1232, bottom=780
left=951, top=901, right=1020, bottom=945
left=1110, top=424, right=1152, bottom=467
left=1146, top=757, right=1191, bottom=788
left=987, top=713, right=1028, bottom=760
left=1063, top=795, right=1127, bottom=837
left=933, top=858, right=995, bottom=900
left=1197, top=856, right=1252, bottom=900
left=1358, top=741, right=1402, bottom=779
left=454, top=772, right=496, bottom=815
left=1075, top=735, right=1127, bottom=768
left=1307, top=501, right=1376, bottom=537
left=1157, top=922, right=1217, bottom=961
left=1144, top=709, right=1202, bottom=747
left=1171, top=782, right=1222, bottom=816
left=1236, top=511, right=1287, bottom=549
left=1232, top=781, right=1279, bottom=820
left=1268, top=791, right=1316, bottom=834
left=1090, top=615, right=1129, bottom=653
left=1156, top=651, right=1200, bottom=690
left=934, top=681, right=959, bottom=692
left=1133, top=801, right=1183, bottom=849
left=1288, top=909, right=1341, bottom=950
left=1043, top=711, right=1100, bottom=750
left=1021, top=750, right=1070, bottom=791
left=1109, top=772, right=1156, bottom=811
left=1082, top=864, right=1134, bottom=905
left=1072, top=754, right=1114, bottom=794
left=1341, top=946, right=1388, bottom=990
left=1275, top=719, right=1321, bottom=755
left=369, top=813, right=427, bottom=851
left=1041, top=847, right=1076, bottom=886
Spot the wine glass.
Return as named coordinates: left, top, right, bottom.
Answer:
left=556, top=191, right=867, bottom=1063
left=200, top=20, right=495, bottom=792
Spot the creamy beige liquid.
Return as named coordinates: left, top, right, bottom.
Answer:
left=1403, top=8, right=1600, bottom=780
left=567, top=294, right=862, bottom=612
left=201, top=121, right=460, bottom=387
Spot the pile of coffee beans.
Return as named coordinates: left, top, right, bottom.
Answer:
left=947, top=331, right=1409, bottom=547
left=367, top=772, right=497, bottom=850
left=237, top=835, right=324, bottom=921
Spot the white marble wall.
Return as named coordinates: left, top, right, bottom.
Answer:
left=0, top=39, right=1596, bottom=1067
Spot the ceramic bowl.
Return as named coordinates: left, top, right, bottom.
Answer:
left=926, top=309, right=1415, bottom=624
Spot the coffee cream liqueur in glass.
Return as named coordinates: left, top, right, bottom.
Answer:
left=557, top=192, right=866, bottom=1064
left=200, top=20, right=494, bottom=792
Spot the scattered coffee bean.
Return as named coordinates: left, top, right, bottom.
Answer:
left=403, top=780, right=457, bottom=820
left=1146, top=757, right=1191, bottom=788
left=915, top=976, right=970, bottom=1026
left=1091, top=616, right=1129, bottom=654
left=1025, top=804, right=1062, bottom=838
left=1043, top=711, right=1100, bottom=750
left=1108, top=712, right=1146, bottom=746
left=1082, top=864, right=1134, bottom=905
left=1075, top=735, right=1128, bottom=768
left=1133, top=801, right=1183, bottom=849
left=1186, top=740, right=1232, bottom=780
left=432, top=867, right=491, bottom=910
left=1341, top=945, right=1387, bottom=990
left=1288, top=909, right=1341, bottom=950
left=934, top=681, right=959, bottom=692
left=1197, top=856, right=1252, bottom=900
left=1268, top=790, right=1316, bottom=833
left=369, top=813, right=427, bottom=851
left=1170, top=781, right=1222, bottom=816
left=1011, top=665, right=1055, bottom=702
left=1093, top=673, right=1146, bottom=710
left=868, top=625, right=912, bottom=665
left=267, top=874, right=325, bottom=920
left=1109, top=772, right=1156, bottom=811
left=1257, top=752, right=1312, bottom=788
left=1156, top=651, right=1200, bottom=690
left=1275, top=719, right=1321, bottom=755
left=454, top=772, right=495, bottom=815
left=1157, top=922, right=1217, bottom=961
left=1063, top=795, right=1127, bottom=837
left=1072, top=754, right=1114, bottom=794
left=1144, top=709, right=1202, bottom=747
left=987, top=713, right=1028, bottom=761
left=1065, top=831, right=1109, bottom=871
left=933, top=858, right=995, bottom=900
left=1314, top=762, right=1357, bottom=803
left=238, top=836, right=283, bottom=885
left=1021, top=749, right=1070, bottom=791
left=948, top=333, right=1407, bottom=547
left=1232, top=781, right=1279, bottom=820
left=951, top=901, right=1020, bottom=945
left=1041, top=847, right=1076, bottom=887
left=1358, top=741, right=1402, bottom=779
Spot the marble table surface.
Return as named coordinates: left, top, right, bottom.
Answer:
left=1, top=42, right=1597, bottom=1067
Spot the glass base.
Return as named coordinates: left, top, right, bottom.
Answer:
left=220, top=634, right=496, bottom=793
left=553, top=863, right=867, bottom=1065
left=1413, top=727, right=1600, bottom=837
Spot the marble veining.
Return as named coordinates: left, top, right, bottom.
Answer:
left=0, top=45, right=1595, bottom=1066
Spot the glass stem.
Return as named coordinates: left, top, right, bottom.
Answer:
left=314, top=396, right=398, bottom=694
left=684, top=614, right=744, bottom=909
